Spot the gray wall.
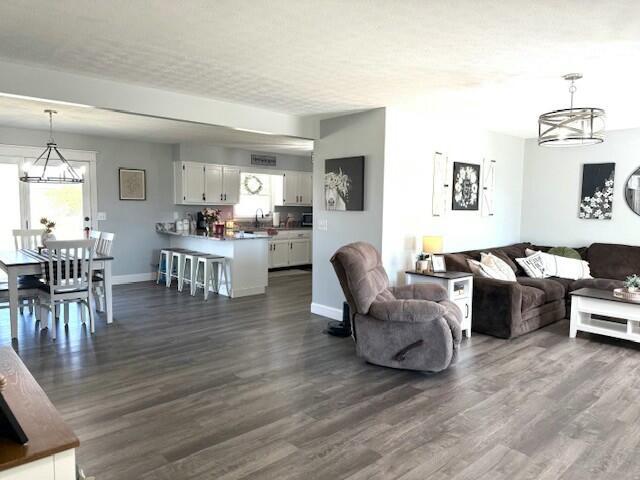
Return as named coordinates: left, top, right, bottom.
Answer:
left=521, top=129, right=640, bottom=247
left=0, top=126, right=175, bottom=277
left=312, top=108, right=386, bottom=315
left=175, top=144, right=312, bottom=172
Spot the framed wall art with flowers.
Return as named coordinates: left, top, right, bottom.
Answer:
left=579, top=163, right=615, bottom=220
left=324, top=156, right=365, bottom=211
left=452, top=162, right=480, bottom=211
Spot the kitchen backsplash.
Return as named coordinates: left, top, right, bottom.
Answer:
left=171, top=204, right=311, bottom=228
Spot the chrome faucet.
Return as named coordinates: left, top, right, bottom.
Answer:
left=254, top=208, right=264, bottom=228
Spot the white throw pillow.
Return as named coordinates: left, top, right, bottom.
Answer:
left=516, top=252, right=549, bottom=278
left=467, top=256, right=515, bottom=282
left=481, top=252, right=517, bottom=282
left=523, top=249, right=592, bottom=280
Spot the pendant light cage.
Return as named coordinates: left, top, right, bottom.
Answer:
left=538, top=74, right=605, bottom=147
left=20, top=110, right=84, bottom=184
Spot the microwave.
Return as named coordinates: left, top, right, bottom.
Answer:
left=301, top=212, right=313, bottom=227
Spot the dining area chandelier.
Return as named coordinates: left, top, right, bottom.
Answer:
left=538, top=73, right=605, bottom=147
left=19, top=109, right=84, bottom=184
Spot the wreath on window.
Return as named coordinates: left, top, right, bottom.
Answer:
left=243, top=174, right=264, bottom=195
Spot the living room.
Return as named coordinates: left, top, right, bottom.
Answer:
left=1, top=2, right=640, bottom=479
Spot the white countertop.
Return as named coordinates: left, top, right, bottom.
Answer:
left=158, top=230, right=270, bottom=241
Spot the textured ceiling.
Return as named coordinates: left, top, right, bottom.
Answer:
left=0, top=95, right=313, bottom=154
left=1, top=1, right=640, bottom=136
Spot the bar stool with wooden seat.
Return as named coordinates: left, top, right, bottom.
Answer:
left=156, top=247, right=188, bottom=287
left=192, top=255, right=230, bottom=299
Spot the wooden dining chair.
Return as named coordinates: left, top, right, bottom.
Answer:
left=12, top=229, right=46, bottom=250
left=38, top=239, right=96, bottom=340
left=92, top=232, right=114, bottom=312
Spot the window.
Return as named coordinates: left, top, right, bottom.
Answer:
left=233, top=172, right=283, bottom=218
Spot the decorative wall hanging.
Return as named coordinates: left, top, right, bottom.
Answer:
left=481, top=159, right=496, bottom=217
left=624, top=167, right=640, bottom=216
left=579, top=163, right=615, bottom=219
left=432, top=152, right=448, bottom=216
left=119, top=168, right=146, bottom=201
left=452, top=162, right=480, bottom=211
left=324, top=156, right=364, bottom=211
left=251, top=154, right=276, bottom=167
left=243, top=174, right=264, bottom=195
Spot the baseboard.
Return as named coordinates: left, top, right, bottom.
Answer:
left=112, top=272, right=155, bottom=285
left=310, top=302, right=343, bottom=320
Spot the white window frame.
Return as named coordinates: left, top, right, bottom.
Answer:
left=233, top=169, right=284, bottom=221
left=0, top=143, right=98, bottom=230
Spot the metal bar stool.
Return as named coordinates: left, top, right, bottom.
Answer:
left=193, top=255, right=230, bottom=299
left=178, top=251, right=202, bottom=293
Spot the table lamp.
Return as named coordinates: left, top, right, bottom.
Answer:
left=422, top=235, right=443, bottom=272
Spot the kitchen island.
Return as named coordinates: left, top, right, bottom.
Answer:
left=159, top=230, right=269, bottom=298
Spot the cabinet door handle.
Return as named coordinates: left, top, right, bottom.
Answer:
left=465, top=304, right=469, bottom=318
left=224, top=193, right=227, bottom=201
left=290, top=243, right=293, bottom=250
left=220, top=193, right=223, bottom=201
left=202, top=193, right=206, bottom=201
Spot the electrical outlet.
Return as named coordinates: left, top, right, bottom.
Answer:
left=97, top=212, right=107, bottom=221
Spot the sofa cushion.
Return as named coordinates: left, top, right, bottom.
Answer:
left=548, top=246, right=582, bottom=260
left=587, top=243, right=640, bottom=281
left=549, top=277, right=573, bottom=295
left=520, top=285, right=546, bottom=312
left=517, top=277, right=566, bottom=302
left=570, top=277, right=625, bottom=292
left=444, top=253, right=472, bottom=273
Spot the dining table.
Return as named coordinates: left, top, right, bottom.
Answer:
left=0, top=249, right=114, bottom=340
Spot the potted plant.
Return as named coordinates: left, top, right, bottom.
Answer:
left=202, top=208, right=223, bottom=235
left=40, top=217, right=56, bottom=247
left=416, top=252, right=430, bottom=273
left=624, top=274, right=640, bottom=293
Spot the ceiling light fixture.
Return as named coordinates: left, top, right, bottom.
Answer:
left=538, top=73, right=605, bottom=147
left=20, top=110, right=84, bottom=183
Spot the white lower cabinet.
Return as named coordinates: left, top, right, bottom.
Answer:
left=268, top=230, right=311, bottom=268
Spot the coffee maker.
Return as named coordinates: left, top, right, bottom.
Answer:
left=196, top=211, right=207, bottom=232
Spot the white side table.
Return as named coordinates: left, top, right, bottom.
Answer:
left=405, top=270, right=473, bottom=337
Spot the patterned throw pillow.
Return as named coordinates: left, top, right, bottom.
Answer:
left=523, top=249, right=592, bottom=280
left=467, top=254, right=517, bottom=282
left=481, top=253, right=517, bottom=282
left=516, top=252, right=548, bottom=278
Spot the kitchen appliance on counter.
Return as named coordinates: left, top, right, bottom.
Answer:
left=196, top=211, right=207, bottom=232
left=301, top=212, right=313, bottom=227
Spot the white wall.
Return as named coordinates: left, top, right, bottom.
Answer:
left=382, top=107, right=525, bottom=285
left=311, top=108, right=386, bottom=319
left=521, top=128, right=640, bottom=247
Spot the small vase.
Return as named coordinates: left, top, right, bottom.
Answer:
left=214, top=223, right=225, bottom=235
left=41, top=232, right=56, bottom=248
left=416, top=260, right=430, bottom=273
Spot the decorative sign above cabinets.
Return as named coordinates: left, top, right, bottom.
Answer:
left=251, top=154, right=277, bottom=167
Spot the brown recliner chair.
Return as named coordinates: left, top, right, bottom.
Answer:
left=331, top=242, right=462, bottom=372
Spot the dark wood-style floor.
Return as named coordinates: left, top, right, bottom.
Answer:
left=2, top=272, right=640, bottom=479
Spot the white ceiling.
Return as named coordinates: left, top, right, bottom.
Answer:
left=1, top=1, right=640, bottom=136
left=0, top=95, right=313, bottom=154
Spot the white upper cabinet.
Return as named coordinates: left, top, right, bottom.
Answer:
left=281, top=171, right=313, bottom=206
left=174, top=162, right=241, bottom=205
left=222, top=166, right=241, bottom=204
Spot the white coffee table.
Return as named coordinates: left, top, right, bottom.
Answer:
left=570, top=288, right=640, bottom=342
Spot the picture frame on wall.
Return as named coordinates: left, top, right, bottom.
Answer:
left=119, top=168, right=146, bottom=201
left=451, top=162, right=480, bottom=211
left=324, top=156, right=365, bottom=211
left=431, top=254, right=447, bottom=273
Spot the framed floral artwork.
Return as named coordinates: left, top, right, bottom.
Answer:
left=324, top=156, right=364, bottom=211
left=452, top=162, right=480, bottom=211
left=579, top=163, right=615, bottom=219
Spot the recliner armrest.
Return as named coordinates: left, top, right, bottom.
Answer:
left=390, top=283, right=448, bottom=302
left=369, top=299, right=446, bottom=323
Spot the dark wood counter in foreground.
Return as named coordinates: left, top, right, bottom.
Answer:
left=0, top=347, right=78, bottom=477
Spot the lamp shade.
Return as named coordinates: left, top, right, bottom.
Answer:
left=422, top=236, right=443, bottom=254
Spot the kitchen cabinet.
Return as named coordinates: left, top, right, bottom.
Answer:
left=268, top=230, right=312, bottom=268
left=269, top=241, right=290, bottom=268
left=282, top=171, right=312, bottom=206
left=174, top=161, right=241, bottom=205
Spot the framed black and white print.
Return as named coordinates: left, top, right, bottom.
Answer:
left=119, top=168, right=146, bottom=201
left=324, top=156, right=365, bottom=211
left=579, top=163, right=615, bottom=219
left=452, top=162, right=480, bottom=211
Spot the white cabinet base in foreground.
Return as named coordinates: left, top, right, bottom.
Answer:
left=0, top=449, right=75, bottom=480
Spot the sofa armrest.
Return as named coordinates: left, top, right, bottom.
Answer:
left=369, top=299, right=446, bottom=323
left=390, top=283, right=448, bottom=302
left=472, top=277, right=522, bottom=338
